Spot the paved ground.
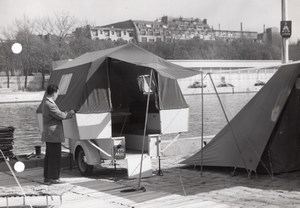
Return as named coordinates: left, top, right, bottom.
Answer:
left=1, top=153, right=300, bottom=208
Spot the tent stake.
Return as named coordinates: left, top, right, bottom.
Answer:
left=231, top=167, right=237, bottom=177
left=268, top=150, right=274, bottom=180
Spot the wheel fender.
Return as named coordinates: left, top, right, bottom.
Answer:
left=74, top=140, right=101, bottom=165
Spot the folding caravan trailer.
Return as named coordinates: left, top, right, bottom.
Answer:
left=37, top=44, right=199, bottom=178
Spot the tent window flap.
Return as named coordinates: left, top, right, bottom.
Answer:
left=58, top=73, right=73, bottom=95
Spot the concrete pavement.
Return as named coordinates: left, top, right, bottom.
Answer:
left=1, top=153, right=300, bottom=208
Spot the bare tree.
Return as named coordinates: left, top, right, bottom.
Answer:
left=35, top=17, right=57, bottom=90
left=15, top=14, right=35, bottom=89
left=0, top=38, right=12, bottom=88
left=0, top=27, right=19, bottom=88
left=29, top=34, right=54, bottom=90
left=35, top=16, right=54, bottom=35
left=51, top=11, right=78, bottom=60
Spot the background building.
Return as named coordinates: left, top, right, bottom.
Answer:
left=74, top=16, right=260, bottom=43
left=257, top=27, right=281, bottom=45
left=131, top=20, right=167, bottom=42
left=160, top=16, right=212, bottom=41
left=89, top=21, right=135, bottom=42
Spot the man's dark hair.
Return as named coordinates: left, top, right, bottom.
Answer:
left=46, top=84, right=59, bottom=95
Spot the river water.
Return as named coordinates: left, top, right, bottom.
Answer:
left=0, top=93, right=255, bottom=155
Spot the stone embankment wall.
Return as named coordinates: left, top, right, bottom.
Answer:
left=179, top=68, right=276, bottom=95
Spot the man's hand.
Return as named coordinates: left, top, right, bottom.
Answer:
left=69, top=110, right=76, bottom=115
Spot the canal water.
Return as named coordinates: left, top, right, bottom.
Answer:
left=0, top=93, right=255, bottom=155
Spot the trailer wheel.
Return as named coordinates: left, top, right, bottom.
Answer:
left=76, top=148, right=94, bottom=176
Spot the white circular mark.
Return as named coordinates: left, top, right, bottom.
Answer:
left=11, top=43, right=22, bottom=54
left=14, top=161, right=25, bottom=172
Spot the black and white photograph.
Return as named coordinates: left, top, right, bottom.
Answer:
left=0, top=0, right=300, bottom=207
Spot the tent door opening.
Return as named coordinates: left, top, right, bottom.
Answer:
left=109, top=59, right=160, bottom=156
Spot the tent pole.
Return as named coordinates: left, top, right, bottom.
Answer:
left=208, top=73, right=230, bottom=124
left=121, top=69, right=153, bottom=193
left=200, top=71, right=204, bottom=177
left=208, top=73, right=249, bottom=171
left=137, top=69, right=153, bottom=190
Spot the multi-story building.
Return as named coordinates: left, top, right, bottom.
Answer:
left=83, top=19, right=169, bottom=43
left=73, top=23, right=135, bottom=42
left=131, top=20, right=167, bottom=42
left=90, top=22, right=135, bottom=42
left=78, top=17, right=212, bottom=43
left=160, top=16, right=212, bottom=41
left=119, top=17, right=212, bottom=42
left=75, top=16, right=259, bottom=43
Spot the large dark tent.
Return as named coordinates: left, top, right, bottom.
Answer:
left=37, top=43, right=199, bottom=135
left=182, top=61, right=300, bottom=174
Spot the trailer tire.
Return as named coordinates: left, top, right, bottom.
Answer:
left=76, top=147, right=94, bottom=176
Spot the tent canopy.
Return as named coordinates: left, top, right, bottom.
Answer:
left=37, top=43, right=199, bottom=114
left=55, top=43, right=199, bottom=80
left=182, top=61, right=300, bottom=174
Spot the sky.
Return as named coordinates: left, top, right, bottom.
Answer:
left=0, top=0, right=299, bottom=42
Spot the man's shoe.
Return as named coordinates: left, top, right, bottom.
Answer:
left=43, top=178, right=51, bottom=185
left=49, top=179, right=65, bottom=184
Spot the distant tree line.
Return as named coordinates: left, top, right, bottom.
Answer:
left=139, top=38, right=282, bottom=60
left=0, top=12, right=300, bottom=90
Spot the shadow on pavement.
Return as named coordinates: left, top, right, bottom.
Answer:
left=63, top=161, right=300, bottom=204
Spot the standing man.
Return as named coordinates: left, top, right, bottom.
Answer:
left=42, top=84, right=75, bottom=185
